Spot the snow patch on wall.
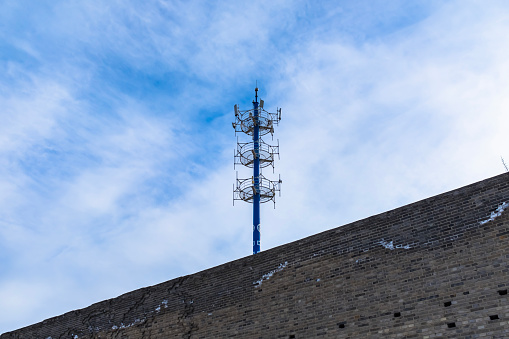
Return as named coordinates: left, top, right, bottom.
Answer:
left=112, top=318, right=145, bottom=330
left=253, top=262, right=288, bottom=287
left=479, top=202, right=508, bottom=225
left=155, top=299, right=169, bottom=312
left=379, top=239, right=411, bottom=250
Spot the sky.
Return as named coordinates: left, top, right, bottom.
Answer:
left=1, top=0, right=509, bottom=333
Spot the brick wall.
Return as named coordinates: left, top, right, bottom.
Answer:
left=2, top=172, right=509, bottom=338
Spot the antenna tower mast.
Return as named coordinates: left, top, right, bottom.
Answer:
left=233, top=87, right=282, bottom=254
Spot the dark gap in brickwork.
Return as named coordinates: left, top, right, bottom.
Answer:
left=489, top=315, right=499, bottom=320
left=498, top=289, right=507, bottom=295
left=463, top=291, right=469, bottom=295
left=447, top=322, right=456, bottom=328
left=288, top=335, right=296, bottom=338
left=394, top=312, right=401, bottom=317
left=338, top=323, right=345, bottom=329
left=444, top=301, right=452, bottom=307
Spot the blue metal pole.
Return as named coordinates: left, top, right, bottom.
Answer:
left=253, top=90, right=261, bottom=254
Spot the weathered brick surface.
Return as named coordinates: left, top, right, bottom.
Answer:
left=2, top=173, right=509, bottom=338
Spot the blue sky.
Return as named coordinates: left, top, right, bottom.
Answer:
left=1, top=0, right=509, bottom=333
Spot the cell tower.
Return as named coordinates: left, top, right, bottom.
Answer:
left=233, top=87, right=282, bottom=255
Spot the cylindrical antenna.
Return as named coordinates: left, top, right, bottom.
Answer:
left=253, top=96, right=260, bottom=254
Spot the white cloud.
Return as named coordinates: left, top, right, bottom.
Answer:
left=2, top=0, right=509, bottom=334
left=0, top=79, right=71, bottom=153
left=260, top=0, right=509, bottom=247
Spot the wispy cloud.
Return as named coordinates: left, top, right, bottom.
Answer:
left=1, top=0, right=509, bottom=334
left=262, top=0, right=509, bottom=246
